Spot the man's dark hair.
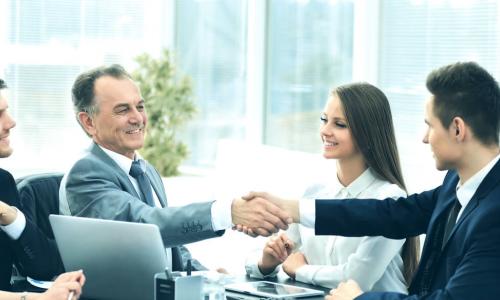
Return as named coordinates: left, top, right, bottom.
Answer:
left=0, top=79, right=7, bottom=90
left=72, top=64, right=132, bottom=116
left=426, top=62, right=500, bottom=145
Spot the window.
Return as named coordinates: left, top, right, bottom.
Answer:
left=378, top=0, right=500, bottom=191
left=264, top=0, right=354, bottom=153
left=1, top=0, right=168, bottom=174
left=174, top=0, right=248, bottom=167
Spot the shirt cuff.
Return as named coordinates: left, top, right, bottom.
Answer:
left=211, top=199, right=233, bottom=231
left=295, top=265, right=317, bottom=284
left=0, top=208, right=26, bottom=240
left=244, top=254, right=280, bottom=279
left=299, top=198, right=315, bottom=228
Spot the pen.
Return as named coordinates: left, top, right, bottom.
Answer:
left=165, top=267, right=173, bottom=280
left=67, top=291, right=74, bottom=300
left=187, top=259, right=192, bottom=276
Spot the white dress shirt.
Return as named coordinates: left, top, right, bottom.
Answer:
left=0, top=207, right=26, bottom=240
left=246, top=168, right=408, bottom=292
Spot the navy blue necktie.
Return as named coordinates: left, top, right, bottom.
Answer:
left=442, top=198, right=462, bottom=249
left=129, top=160, right=155, bottom=207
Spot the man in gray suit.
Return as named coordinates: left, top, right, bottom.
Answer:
left=59, top=65, right=290, bottom=271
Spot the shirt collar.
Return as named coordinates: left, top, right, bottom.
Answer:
left=456, top=153, right=500, bottom=207
left=97, top=144, right=143, bottom=175
left=337, top=168, right=378, bottom=198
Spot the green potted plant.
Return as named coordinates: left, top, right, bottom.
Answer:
left=133, top=49, right=196, bottom=176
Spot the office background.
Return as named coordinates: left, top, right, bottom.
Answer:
left=1, top=0, right=498, bottom=273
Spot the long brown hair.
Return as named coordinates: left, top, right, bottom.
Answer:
left=333, top=82, right=420, bottom=286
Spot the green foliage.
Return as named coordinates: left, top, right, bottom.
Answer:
left=133, top=49, right=196, bottom=177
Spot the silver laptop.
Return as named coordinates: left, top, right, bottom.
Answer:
left=49, top=215, right=168, bottom=300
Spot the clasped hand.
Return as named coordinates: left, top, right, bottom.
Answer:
left=232, top=191, right=299, bottom=237
left=231, top=193, right=292, bottom=237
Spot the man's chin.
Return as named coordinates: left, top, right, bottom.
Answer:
left=127, top=142, right=144, bottom=152
left=434, top=160, right=452, bottom=172
left=0, top=147, right=13, bottom=158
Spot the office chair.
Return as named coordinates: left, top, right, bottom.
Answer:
left=16, top=173, right=64, bottom=239
left=6, top=173, right=65, bottom=288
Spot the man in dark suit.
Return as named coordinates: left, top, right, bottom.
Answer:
left=244, top=62, right=500, bottom=299
left=0, top=78, right=78, bottom=298
left=59, top=65, right=291, bottom=271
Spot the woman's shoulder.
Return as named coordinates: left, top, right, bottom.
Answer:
left=301, top=183, right=332, bottom=199
left=367, top=179, right=407, bottom=200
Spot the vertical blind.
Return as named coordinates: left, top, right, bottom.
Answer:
left=1, top=0, right=166, bottom=174
left=175, top=0, right=248, bottom=167
left=264, top=0, right=354, bottom=154
left=378, top=0, right=500, bottom=191
left=2, top=0, right=499, bottom=175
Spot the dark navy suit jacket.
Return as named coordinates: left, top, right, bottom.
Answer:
left=0, top=168, right=62, bottom=291
left=315, top=160, right=500, bottom=299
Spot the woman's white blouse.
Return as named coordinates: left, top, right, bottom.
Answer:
left=245, top=168, right=408, bottom=293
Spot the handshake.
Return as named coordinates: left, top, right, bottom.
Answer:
left=231, top=192, right=300, bottom=237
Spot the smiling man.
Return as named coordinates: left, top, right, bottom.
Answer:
left=59, top=65, right=291, bottom=272
left=0, top=79, right=85, bottom=299
left=0, top=79, right=64, bottom=289
left=243, top=62, right=500, bottom=299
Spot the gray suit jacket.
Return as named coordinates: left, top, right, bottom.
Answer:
left=59, top=143, right=224, bottom=270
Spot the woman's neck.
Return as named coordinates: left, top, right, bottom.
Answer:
left=336, top=156, right=368, bottom=187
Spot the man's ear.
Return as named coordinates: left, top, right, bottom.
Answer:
left=77, top=111, right=96, bottom=136
left=451, top=117, right=466, bottom=143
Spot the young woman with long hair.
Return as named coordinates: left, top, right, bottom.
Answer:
left=245, top=82, right=419, bottom=292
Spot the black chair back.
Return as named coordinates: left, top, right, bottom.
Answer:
left=16, top=173, right=63, bottom=239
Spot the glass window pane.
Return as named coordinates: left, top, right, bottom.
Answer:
left=2, top=0, right=166, bottom=174
left=264, top=0, right=354, bottom=153
left=8, top=0, right=80, bottom=45
left=378, top=0, right=500, bottom=191
left=175, top=0, right=248, bottom=167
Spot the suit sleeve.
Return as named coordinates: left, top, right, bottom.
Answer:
left=0, top=233, right=14, bottom=291
left=0, top=169, right=63, bottom=281
left=10, top=219, right=64, bottom=280
left=63, top=158, right=224, bottom=248
left=315, top=188, right=440, bottom=239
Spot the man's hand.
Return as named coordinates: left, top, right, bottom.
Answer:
left=233, top=192, right=299, bottom=236
left=326, top=280, right=363, bottom=300
left=282, top=252, right=308, bottom=279
left=231, top=197, right=292, bottom=237
left=37, top=270, right=86, bottom=300
left=243, top=192, right=300, bottom=223
left=258, top=233, right=294, bottom=275
left=0, top=200, right=17, bottom=225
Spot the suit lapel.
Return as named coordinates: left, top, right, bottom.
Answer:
left=89, top=143, right=141, bottom=199
left=90, top=142, right=169, bottom=207
left=442, top=197, right=478, bottom=248
left=473, top=159, right=500, bottom=200
left=145, top=164, right=168, bottom=207
left=429, top=172, right=459, bottom=227
left=442, top=160, right=500, bottom=249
